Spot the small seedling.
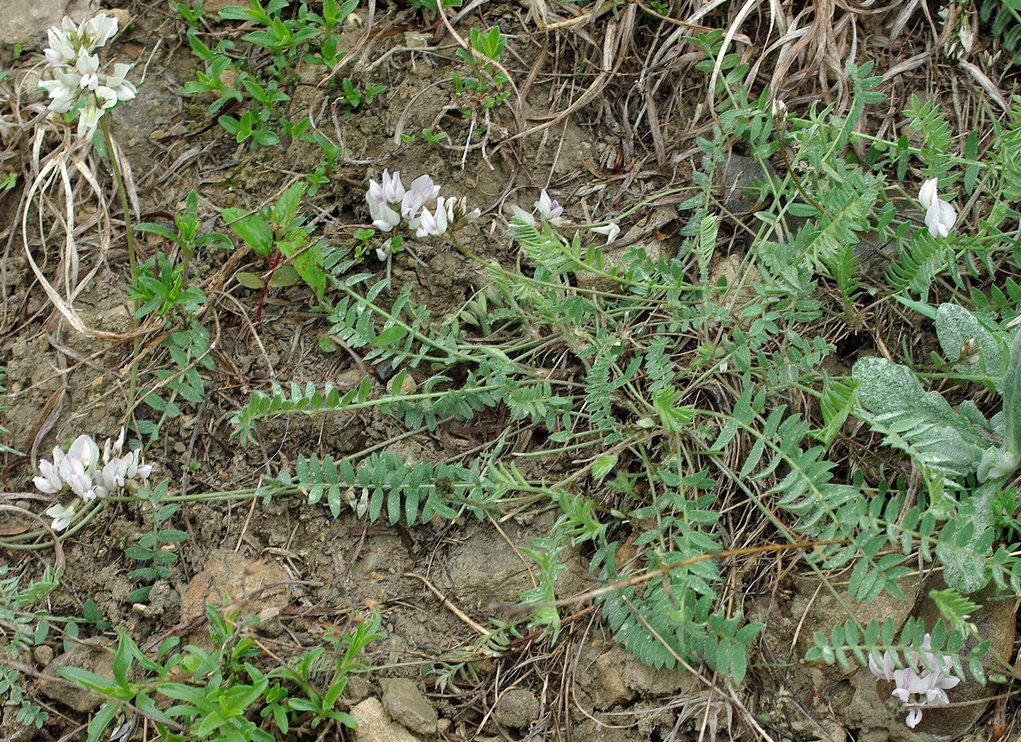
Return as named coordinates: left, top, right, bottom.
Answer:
left=223, top=181, right=328, bottom=318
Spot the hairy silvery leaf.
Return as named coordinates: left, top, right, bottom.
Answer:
left=978, top=446, right=1019, bottom=481
left=935, top=481, right=996, bottom=593
left=935, top=304, right=1005, bottom=383
left=1002, top=329, right=1021, bottom=460
left=853, top=356, right=991, bottom=482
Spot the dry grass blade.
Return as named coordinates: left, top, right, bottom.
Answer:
left=20, top=126, right=150, bottom=340
left=957, top=60, right=1010, bottom=112
left=512, top=5, right=633, bottom=142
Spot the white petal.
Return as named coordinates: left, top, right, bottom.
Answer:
left=905, top=708, right=923, bottom=728
left=366, top=179, right=385, bottom=206
left=433, top=198, right=449, bottom=235
left=34, top=476, right=60, bottom=494
left=45, top=502, right=75, bottom=532
left=509, top=205, right=536, bottom=227
left=382, top=170, right=405, bottom=203
left=592, top=222, right=621, bottom=242
left=415, top=207, right=437, bottom=238
left=82, top=13, right=119, bottom=51
left=369, top=201, right=401, bottom=232
left=918, top=178, right=938, bottom=210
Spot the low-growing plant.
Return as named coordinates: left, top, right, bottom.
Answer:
left=178, top=0, right=370, bottom=149
left=131, top=194, right=229, bottom=441
left=850, top=302, right=1021, bottom=593
left=59, top=605, right=383, bottom=741
left=223, top=41, right=1021, bottom=726
left=421, top=126, right=450, bottom=147
left=410, top=0, right=464, bottom=15
left=336, top=77, right=385, bottom=115
left=451, top=26, right=511, bottom=111
left=0, top=567, right=60, bottom=730
left=124, top=481, right=189, bottom=604
left=222, top=180, right=329, bottom=316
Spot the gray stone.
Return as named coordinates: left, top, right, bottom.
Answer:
left=1, top=0, right=95, bottom=50
left=442, top=524, right=533, bottom=607
left=39, top=642, right=114, bottom=712
left=32, top=644, right=54, bottom=667
left=351, top=697, right=420, bottom=742
left=575, top=644, right=634, bottom=709
left=493, top=688, right=540, bottom=729
left=380, top=678, right=438, bottom=735
left=718, top=154, right=778, bottom=215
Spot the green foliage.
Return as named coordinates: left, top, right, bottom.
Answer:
left=851, top=304, right=1021, bottom=593
left=279, top=451, right=494, bottom=523
left=336, top=77, right=386, bottom=114
left=225, top=58, right=1021, bottom=688
left=806, top=616, right=988, bottom=684
left=451, top=26, right=511, bottom=110
left=124, top=481, right=188, bottom=603
left=131, top=192, right=224, bottom=442
left=136, top=320, right=213, bottom=442
left=905, top=95, right=955, bottom=184
left=930, top=588, right=981, bottom=637
left=411, top=0, right=464, bottom=13
left=178, top=0, right=369, bottom=148
left=59, top=605, right=382, bottom=741
left=980, top=0, right=1021, bottom=67
left=223, top=181, right=328, bottom=302
left=0, top=567, right=59, bottom=729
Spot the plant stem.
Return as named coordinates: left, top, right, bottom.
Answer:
left=101, top=116, right=137, bottom=278
left=101, top=116, right=143, bottom=413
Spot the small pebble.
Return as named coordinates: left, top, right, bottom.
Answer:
left=33, top=645, right=54, bottom=667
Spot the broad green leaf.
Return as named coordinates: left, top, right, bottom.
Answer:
left=234, top=271, right=265, bottom=290
left=222, top=209, right=273, bottom=255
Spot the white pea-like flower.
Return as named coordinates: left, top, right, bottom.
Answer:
left=412, top=197, right=450, bottom=237
left=34, top=428, right=153, bottom=530
left=75, top=50, right=101, bottom=90
left=364, top=171, right=473, bottom=242
left=367, top=169, right=405, bottom=206
left=103, top=63, right=137, bottom=103
left=45, top=502, right=77, bottom=532
left=869, top=634, right=960, bottom=729
left=592, top=222, right=621, bottom=243
left=44, top=26, right=77, bottom=66
left=368, top=201, right=401, bottom=232
left=534, top=189, right=563, bottom=221
left=33, top=459, right=63, bottom=495
left=80, top=13, right=119, bottom=52
left=867, top=649, right=897, bottom=681
left=77, top=86, right=117, bottom=138
left=918, top=177, right=957, bottom=238
left=400, top=174, right=441, bottom=220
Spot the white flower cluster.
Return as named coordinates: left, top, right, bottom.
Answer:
left=38, top=14, right=136, bottom=139
left=35, top=429, right=152, bottom=532
left=868, top=634, right=961, bottom=729
left=365, top=170, right=479, bottom=244
left=918, top=177, right=957, bottom=239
